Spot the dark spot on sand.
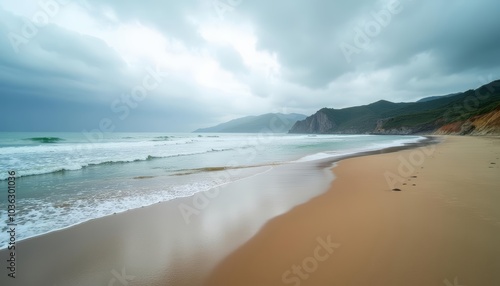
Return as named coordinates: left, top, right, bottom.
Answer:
left=403, top=183, right=407, bottom=185
left=411, top=176, right=417, bottom=178
left=412, top=184, right=416, bottom=186
left=392, top=188, right=402, bottom=192
left=491, top=162, right=496, bottom=165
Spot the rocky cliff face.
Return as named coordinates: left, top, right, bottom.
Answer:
left=289, top=110, right=335, bottom=133
left=434, top=107, right=500, bottom=135
left=374, top=119, right=439, bottom=135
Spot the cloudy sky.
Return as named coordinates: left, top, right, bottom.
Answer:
left=1, top=0, right=500, bottom=132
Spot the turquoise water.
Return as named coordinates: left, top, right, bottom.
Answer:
left=0, top=132, right=423, bottom=248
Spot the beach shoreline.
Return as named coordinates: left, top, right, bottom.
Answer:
left=0, top=135, right=431, bottom=251
left=206, top=135, right=500, bottom=286
left=0, top=136, right=432, bottom=286
left=0, top=133, right=425, bottom=250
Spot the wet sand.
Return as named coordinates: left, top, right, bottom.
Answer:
left=0, top=161, right=335, bottom=286
left=206, top=136, right=500, bottom=286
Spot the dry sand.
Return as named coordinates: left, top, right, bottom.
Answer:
left=206, top=136, right=500, bottom=286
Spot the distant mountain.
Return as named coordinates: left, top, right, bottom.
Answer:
left=417, top=93, right=461, bottom=102
left=289, top=80, right=500, bottom=135
left=194, top=113, right=307, bottom=133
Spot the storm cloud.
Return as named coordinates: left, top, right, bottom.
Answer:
left=1, top=0, right=500, bottom=131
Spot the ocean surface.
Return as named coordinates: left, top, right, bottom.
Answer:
left=0, top=132, right=423, bottom=248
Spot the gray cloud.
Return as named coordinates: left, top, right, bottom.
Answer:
left=0, top=8, right=127, bottom=103
left=240, top=0, right=372, bottom=88
left=84, top=0, right=205, bottom=46
left=212, top=44, right=248, bottom=75
left=1, top=0, right=500, bottom=131
left=239, top=0, right=500, bottom=89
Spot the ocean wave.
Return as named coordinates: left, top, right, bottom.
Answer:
left=0, top=180, right=220, bottom=249
left=151, top=136, right=171, bottom=141
left=0, top=148, right=235, bottom=180
left=0, top=157, right=156, bottom=180
left=196, top=135, right=220, bottom=138
left=24, top=137, right=65, bottom=144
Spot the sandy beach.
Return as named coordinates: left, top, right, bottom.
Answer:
left=206, top=136, right=500, bottom=286
left=2, top=136, right=500, bottom=286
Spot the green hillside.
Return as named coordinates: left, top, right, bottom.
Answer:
left=290, top=80, right=500, bottom=134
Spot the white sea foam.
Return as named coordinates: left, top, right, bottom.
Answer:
left=295, top=136, right=425, bottom=162
left=0, top=179, right=221, bottom=249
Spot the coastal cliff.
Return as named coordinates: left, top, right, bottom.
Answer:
left=287, top=109, right=334, bottom=133
left=434, top=107, right=500, bottom=135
